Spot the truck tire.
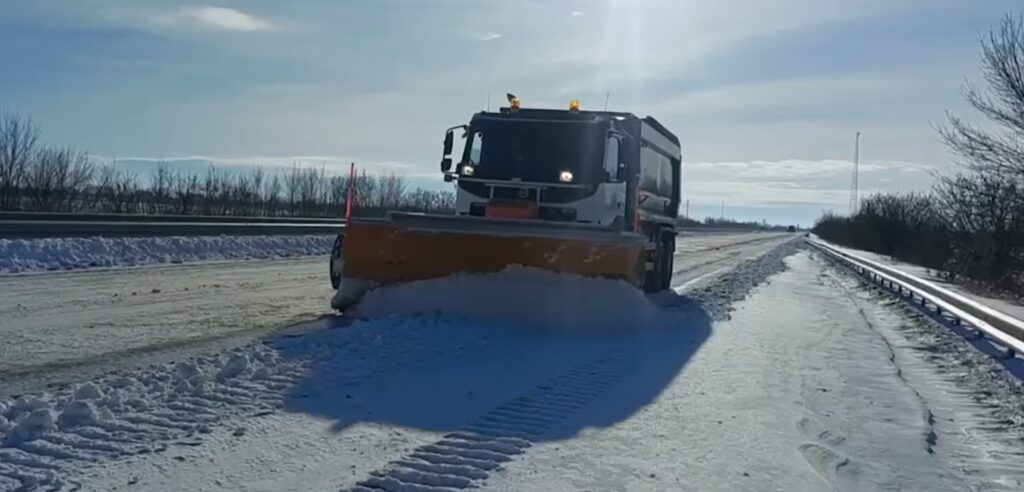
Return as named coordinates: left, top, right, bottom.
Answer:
left=659, top=231, right=676, bottom=290
left=643, top=228, right=675, bottom=293
left=329, top=234, right=343, bottom=290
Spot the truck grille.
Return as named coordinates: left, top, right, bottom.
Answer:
left=491, top=186, right=539, bottom=201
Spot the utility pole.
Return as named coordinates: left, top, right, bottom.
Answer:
left=685, top=199, right=690, bottom=219
left=720, top=200, right=725, bottom=220
left=849, top=131, right=861, bottom=215
left=604, top=92, right=611, bottom=111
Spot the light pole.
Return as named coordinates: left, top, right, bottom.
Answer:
left=849, top=131, right=861, bottom=215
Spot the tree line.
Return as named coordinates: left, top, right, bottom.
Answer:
left=0, top=115, right=454, bottom=218
left=813, top=15, right=1024, bottom=295
left=694, top=216, right=796, bottom=231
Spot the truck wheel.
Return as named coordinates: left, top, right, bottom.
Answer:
left=643, top=230, right=673, bottom=293
left=329, top=234, right=343, bottom=290
left=643, top=229, right=675, bottom=293
left=659, top=233, right=676, bottom=290
left=643, top=244, right=659, bottom=293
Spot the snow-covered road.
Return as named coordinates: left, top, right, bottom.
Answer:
left=487, top=251, right=1024, bottom=491
left=3, top=234, right=1022, bottom=491
left=0, top=231, right=790, bottom=395
left=0, top=257, right=332, bottom=397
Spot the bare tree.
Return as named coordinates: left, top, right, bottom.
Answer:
left=328, top=175, right=347, bottom=215
left=26, top=147, right=61, bottom=211
left=285, top=164, right=301, bottom=216
left=64, top=151, right=94, bottom=212
left=353, top=169, right=377, bottom=214
left=172, top=171, right=200, bottom=214
left=249, top=167, right=265, bottom=215
left=149, top=161, right=172, bottom=214
left=939, top=15, right=1024, bottom=178
left=25, top=147, right=93, bottom=212
left=296, top=165, right=325, bottom=216
left=0, top=113, right=40, bottom=210
left=94, top=163, right=117, bottom=212
left=215, top=169, right=235, bottom=215
left=201, top=165, right=219, bottom=215
left=375, top=172, right=408, bottom=209
left=934, top=14, right=1024, bottom=292
left=264, top=171, right=282, bottom=216
left=111, top=168, right=140, bottom=213
left=403, top=188, right=456, bottom=213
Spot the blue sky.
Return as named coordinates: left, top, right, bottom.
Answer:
left=1, top=0, right=1019, bottom=225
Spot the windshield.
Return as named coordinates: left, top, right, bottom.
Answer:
left=463, top=118, right=606, bottom=183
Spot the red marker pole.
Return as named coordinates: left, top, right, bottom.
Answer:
left=345, top=162, right=356, bottom=221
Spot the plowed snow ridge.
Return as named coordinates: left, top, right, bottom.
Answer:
left=0, top=235, right=333, bottom=274
left=356, top=265, right=670, bottom=331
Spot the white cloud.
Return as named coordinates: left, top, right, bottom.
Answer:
left=683, top=158, right=937, bottom=208
left=571, top=11, right=584, bottom=17
left=686, top=159, right=935, bottom=180
left=162, top=6, right=273, bottom=31
left=475, top=32, right=502, bottom=42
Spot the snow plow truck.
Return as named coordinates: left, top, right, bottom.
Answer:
left=329, top=96, right=681, bottom=310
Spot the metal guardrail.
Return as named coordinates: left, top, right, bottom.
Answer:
left=0, top=221, right=343, bottom=238
left=1, top=221, right=343, bottom=240
left=808, top=238, right=1024, bottom=357
left=0, top=212, right=346, bottom=238
left=0, top=211, right=788, bottom=239
left=0, top=211, right=346, bottom=224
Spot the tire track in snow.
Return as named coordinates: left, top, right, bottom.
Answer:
left=349, top=351, right=633, bottom=491
left=346, top=240, right=803, bottom=491
left=817, top=255, right=1024, bottom=489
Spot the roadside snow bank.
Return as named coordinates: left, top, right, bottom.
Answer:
left=0, top=344, right=305, bottom=490
left=355, top=265, right=672, bottom=330
left=670, top=238, right=801, bottom=321
left=0, top=235, right=334, bottom=274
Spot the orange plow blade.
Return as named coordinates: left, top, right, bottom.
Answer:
left=339, top=213, right=647, bottom=299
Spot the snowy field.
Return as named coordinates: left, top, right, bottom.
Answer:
left=3, top=238, right=1023, bottom=491
left=0, top=235, right=334, bottom=274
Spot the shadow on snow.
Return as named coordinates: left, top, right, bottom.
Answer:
left=272, top=290, right=712, bottom=442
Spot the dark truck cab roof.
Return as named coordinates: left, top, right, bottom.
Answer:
left=483, top=107, right=680, bottom=148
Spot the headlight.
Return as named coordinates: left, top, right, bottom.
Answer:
left=462, top=165, right=475, bottom=176
left=559, top=170, right=574, bottom=183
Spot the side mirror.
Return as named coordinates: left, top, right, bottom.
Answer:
left=616, top=137, right=634, bottom=182
left=603, top=136, right=620, bottom=180
left=441, top=157, right=453, bottom=173
left=442, top=131, right=454, bottom=157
